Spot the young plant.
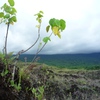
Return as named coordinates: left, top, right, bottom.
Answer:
left=0, top=0, right=17, bottom=67
left=10, top=79, right=21, bottom=92
left=0, top=0, right=66, bottom=95
left=32, top=86, right=44, bottom=100
left=0, top=52, right=9, bottom=76
left=31, top=17, right=66, bottom=62
left=10, top=66, right=22, bottom=92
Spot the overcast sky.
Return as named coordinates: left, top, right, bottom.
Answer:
left=0, top=0, right=100, bottom=54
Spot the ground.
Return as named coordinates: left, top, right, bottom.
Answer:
left=0, top=62, right=100, bottom=100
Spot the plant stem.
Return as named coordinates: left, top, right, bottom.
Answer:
left=14, top=20, right=42, bottom=65
left=31, top=33, right=53, bottom=62
left=4, top=23, right=10, bottom=68
left=22, top=32, right=40, bottom=53
left=12, top=50, right=23, bottom=80
left=21, top=21, right=41, bottom=54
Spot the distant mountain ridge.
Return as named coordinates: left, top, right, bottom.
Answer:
left=18, top=53, right=100, bottom=69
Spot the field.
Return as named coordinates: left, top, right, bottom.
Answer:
left=0, top=53, right=100, bottom=100
left=16, top=63, right=100, bottom=99
left=18, top=53, right=100, bottom=99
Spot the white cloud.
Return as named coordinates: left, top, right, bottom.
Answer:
left=0, top=0, right=100, bottom=54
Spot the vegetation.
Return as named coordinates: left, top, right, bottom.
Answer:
left=0, top=0, right=67, bottom=100
left=19, top=54, right=100, bottom=70
left=0, top=0, right=100, bottom=100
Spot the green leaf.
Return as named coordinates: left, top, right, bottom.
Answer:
left=60, top=19, right=66, bottom=31
left=46, top=25, right=50, bottom=32
left=37, top=94, right=42, bottom=100
left=10, top=80, right=14, bottom=86
left=49, top=18, right=55, bottom=27
left=9, top=8, right=17, bottom=14
left=1, top=3, right=11, bottom=13
left=8, top=0, right=15, bottom=6
left=49, top=18, right=60, bottom=27
left=0, top=12, right=4, bottom=18
left=38, top=86, right=44, bottom=94
left=49, top=18, right=66, bottom=31
left=43, top=37, right=51, bottom=43
left=4, top=14, right=10, bottom=18
left=1, top=69, right=9, bottom=77
left=1, top=3, right=7, bottom=9
left=4, top=5, right=12, bottom=13
left=38, top=13, right=43, bottom=18
left=34, top=13, right=43, bottom=18
left=32, top=88, right=36, bottom=94
left=38, top=19, right=41, bottom=23
left=9, top=16, right=17, bottom=23
left=39, top=11, right=44, bottom=14
left=55, top=19, right=60, bottom=26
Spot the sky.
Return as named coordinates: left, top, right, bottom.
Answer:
left=0, top=0, right=100, bottom=54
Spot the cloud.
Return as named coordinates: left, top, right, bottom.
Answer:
left=0, top=0, right=100, bottom=54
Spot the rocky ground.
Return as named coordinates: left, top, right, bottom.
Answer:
left=0, top=62, right=100, bottom=100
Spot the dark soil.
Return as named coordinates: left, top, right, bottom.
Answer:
left=0, top=61, right=100, bottom=100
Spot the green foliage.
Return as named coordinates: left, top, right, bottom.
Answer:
left=47, top=18, right=66, bottom=38
left=10, top=64, right=22, bottom=92
left=0, top=52, right=9, bottom=76
left=4, top=14, right=10, bottom=18
left=18, top=67, right=30, bottom=80
left=0, top=0, right=66, bottom=99
left=0, top=0, right=17, bottom=24
left=43, top=37, right=51, bottom=43
left=49, top=18, right=59, bottom=27
left=0, top=12, right=4, bottom=18
left=10, top=80, right=21, bottom=92
left=34, top=11, right=43, bottom=22
left=0, top=52, right=6, bottom=64
left=46, top=25, right=50, bottom=32
left=9, top=16, right=17, bottom=23
left=59, top=19, right=66, bottom=31
left=1, top=69, right=9, bottom=77
left=32, top=86, right=44, bottom=100
left=4, top=52, right=15, bottom=64
left=8, top=0, right=15, bottom=6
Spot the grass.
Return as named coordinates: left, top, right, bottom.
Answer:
left=0, top=59, right=100, bottom=100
